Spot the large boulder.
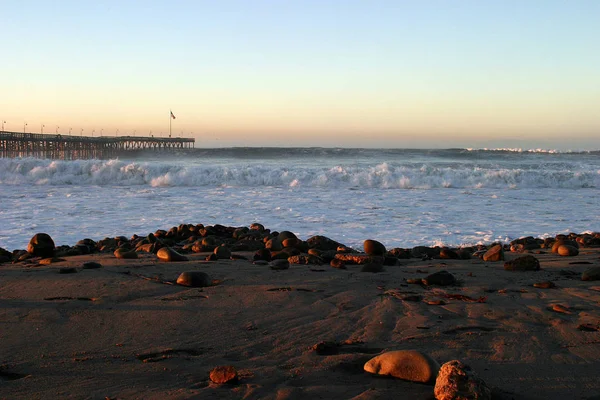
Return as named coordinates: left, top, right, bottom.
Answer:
left=434, top=360, right=491, bottom=400
left=27, top=233, right=56, bottom=258
left=364, top=350, right=439, bottom=384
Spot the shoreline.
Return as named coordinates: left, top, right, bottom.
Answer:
left=1, top=224, right=600, bottom=399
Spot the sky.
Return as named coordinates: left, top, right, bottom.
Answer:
left=1, top=0, right=599, bottom=149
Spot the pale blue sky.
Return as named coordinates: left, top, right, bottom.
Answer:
left=1, top=0, right=599, bottom=149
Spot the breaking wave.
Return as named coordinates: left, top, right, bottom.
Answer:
left=1, top=157, right=598, bottom=189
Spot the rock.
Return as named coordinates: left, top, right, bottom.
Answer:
left=482, top=245, right=504, bottom=262
left=253, top=248, right=272, bottom=262
left=176, top=271, right=211, bottom=287
left=114, top=248, right=138, bottom=259
left=59, top=267, right=77, bottom=274
left=269, top=260, right=290, bottom=270
left=288, top=255, right=320, bottom=265
left=577, top=323, right=599, bottom=332
left=557, top=245, right=578, bottom=257
left=361, top=262, right=384, bottom=273
left=282, top=237, right=304, bottom=250
left=434, top=360, right=491, bottom=400
left=39, top=257, right=65, bottom=265
left=82, top=261, right=102, bottom=269
left=533, top=281, right=556, bottom=289
left=156, top=247, right=189, bottom=262
left=552, top=240, right=578, bottom=253
left=209, top=365, right=238, bottom=384
left=277, top=231, right=297, bottom=242
left=312, top=341, right=339, bottom=355
left=250, top=223, right=265, bottom=232
left=334, top=254, right=383, bottom=265
left=27, top=233, right=56, bottom=258
left=412, top=246, right=440, bottom=259
left=582, top=267, right=600, bottom=281
left=306, top=235, right=341, bottom=251
left=423, top=271, right=456, bottom=286
left=265, top=239, right=283, bottom=251
left=330, top=258, right=347, bottom=269
left=364, top=239, right=386, bottom=256
left=388, top=247, right=412, bottom=259
left=214, top=245, right=232, bottom=259
left=504, top=255, right=540, bottom=271
left=364, top=350, right=440, bottom=384
left=439, top=248, right=460, bottom=259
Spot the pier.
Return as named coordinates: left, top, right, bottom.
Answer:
left=0, top=131, right=195, bottom=160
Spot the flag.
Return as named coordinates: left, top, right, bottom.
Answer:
left=170, top=111, right=176, bottom=119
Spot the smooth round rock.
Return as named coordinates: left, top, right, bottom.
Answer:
left=176, top=271, right=211, bottom=287
left=157, top=247, right=189, bottom=262
left=557, top=245, right=578, bottom=257
left=364, top=239, right=387, bottom=256
left=27, top=233, right=56, bottom=258
left=423, top=270, right=456, bottom=286
left=582, top=267, right=600, bottom=281
left=364, top=350, right=440, bottom=384
left=114, top=248, right=138, bottom=259
left=209, top=365, right=238, bottom=384
left=482, top=244, right=504, bottom=262
left=361, top=262, right=384, bottom=273
left=82, top=261, right=102, bottom=269
left=434, top=360, right=491, bottom=400
left=269, top=260, right=290, bottom=270
left=330, top=258, right=347, bottom=269
left=439, top=249, right=460, bottom=259
left=504, top=255, right=540, bottom=271
left=214, top=245, right=232, bottom=259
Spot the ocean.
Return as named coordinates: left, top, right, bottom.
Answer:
left=1, top=147, right=599, bottom=252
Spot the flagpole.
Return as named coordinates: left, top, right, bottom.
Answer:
left=169, top=110, right=172, bottom=138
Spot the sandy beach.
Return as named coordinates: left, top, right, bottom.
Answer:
left=1, top=228, right=600, bottom=400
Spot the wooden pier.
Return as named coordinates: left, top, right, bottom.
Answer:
left=0, top=131, right=195, bottom=160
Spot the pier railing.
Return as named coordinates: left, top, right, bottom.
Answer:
left=0, top=131, right=195, bottom=160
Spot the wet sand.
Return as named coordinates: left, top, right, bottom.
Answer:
left=1, top=238, right=600, bottom=399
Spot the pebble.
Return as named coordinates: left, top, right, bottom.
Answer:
left=533, top=281, right=556, bottom=289
left=364, top=350, right=440, bottom=384
left=209, top=365, right=238, bottom=384
left=434, top=360, right=491, bottom=400
left=551, top=304, right=571, bottom=314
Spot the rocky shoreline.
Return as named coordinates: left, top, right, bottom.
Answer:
left=1, top=224, right=600, bottom=399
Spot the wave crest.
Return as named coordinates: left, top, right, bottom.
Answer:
left=0, top=158, right=598, bottom=189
